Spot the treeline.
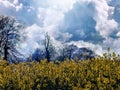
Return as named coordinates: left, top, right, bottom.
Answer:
left=0, top=57, right=120, bottom=90
left=0, top=15, right=95, bottom=63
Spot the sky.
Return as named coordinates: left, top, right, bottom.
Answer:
left=0, top=0, right=120, bottom=56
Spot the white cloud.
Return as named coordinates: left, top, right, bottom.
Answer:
left=93, top=0, right=118, bottom=38
left=37, top=8, right=46, bottom=19
left=46, top=0, right=76, bottom=12
left=13, top=0, right=19, bottom=5
left=43, top=8, right=64, bottom=27
left=0, top=0, right=14, bottom=8
left=0, top=0, right=23, bottom=11
left=19, top=24, right=45, bottom=56
left=20, top=0, right=120, bottom=56
left=68, top=40, right=103, bottom=55
left=25, top=24, right=44, bottom=40
left=36, top=0, right=76, bottom=30
left=102, top=38, right=120, bottom=54
left=16, top=3, right=23, bottom=11
left=1, top=0, right=120, bottom=56
left=36, top=0, right=80, bottom=44
left=116, top=31, right=120, bottom=37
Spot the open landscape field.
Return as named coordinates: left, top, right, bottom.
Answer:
left=0, top=56, right=120, bottom=90
left=1, top=0, right=120, bottom=89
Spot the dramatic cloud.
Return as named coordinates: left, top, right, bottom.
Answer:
left=0, top=0, right=120, bottom=56
left=93, top=0, right=118, bottom=38
left=19, top=24, right=45, bottom=56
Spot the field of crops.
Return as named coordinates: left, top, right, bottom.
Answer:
left=0, top=57, right=120, bottom=90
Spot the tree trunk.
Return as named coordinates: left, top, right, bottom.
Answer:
left=46, top=49, right=50, bottom=62
left=4, top=46, right=8, bottom=60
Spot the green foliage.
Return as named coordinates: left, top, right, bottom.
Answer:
left=0, top=57, right=119, bottom=90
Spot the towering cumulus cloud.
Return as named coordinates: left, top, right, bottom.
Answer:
left=0, top=0, right=120, bottom=56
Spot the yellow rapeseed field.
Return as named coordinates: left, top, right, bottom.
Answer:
left=0, top=57, right=119, bottom=90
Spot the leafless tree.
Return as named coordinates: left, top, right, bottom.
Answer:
left=44, top=33, right=56, bottom=62
left=57, top=44, right=74, bottom=61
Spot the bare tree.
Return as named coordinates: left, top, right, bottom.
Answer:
left=0, top=15, right=22, bottom=62
left=67, top=44, right=74, bottom=60
left=44, top=33, right=55, bottom=62
left=57, top=44, right=74, bottom=61
left=44, top=33, right=51, bottom=62
left=60, top=48, right=66, bottom=61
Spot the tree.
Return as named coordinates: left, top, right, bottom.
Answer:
left=0, top=15, right=22, bottom=62
left=58, top=44, right=96, bottom=61
left=44, top=33, right=55, bottom=62
left=57, top=44, right=75, bottom=61
left=32, top=48, right=45, bottom=62
left=58, top=47, right=66, bottom=61
left=67, top=44, right=74, bottom=60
